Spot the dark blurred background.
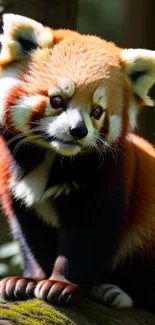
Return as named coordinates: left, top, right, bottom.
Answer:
left=0, top=0, right=155, bottom=276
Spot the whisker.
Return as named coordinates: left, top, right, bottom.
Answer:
left=13, top=135, right=42, bottom=157
left=2, top=126, right=43, bottom=152
left=96, top=136, right=119, bottom=163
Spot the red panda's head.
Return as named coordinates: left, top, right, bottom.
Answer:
left=0, top=14, right=155, bottom=156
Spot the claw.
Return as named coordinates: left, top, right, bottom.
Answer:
left=35, top=279, right=82, bottom=305
left=0, top=276, right=37, bottom=301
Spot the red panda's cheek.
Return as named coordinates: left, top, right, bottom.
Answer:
left=5, top=94, right=47, bottom=134
left=106, top=115, right=122, bottom=144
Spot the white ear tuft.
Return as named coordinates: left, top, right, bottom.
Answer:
left=121, top=48, right=155, bottom=106
left=0, top=14, right=53, bottom=64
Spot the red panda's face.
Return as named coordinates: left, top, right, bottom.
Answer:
left=17, top=39, right=125, bottom=156
left=1, top=14, right=155, bottom=156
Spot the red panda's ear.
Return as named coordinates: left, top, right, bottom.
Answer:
left=120, top=49, right=155, bottom=106
left=0, top=14, right=54, bottom=65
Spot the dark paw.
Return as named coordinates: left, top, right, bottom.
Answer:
left=35, top=279, right=82, bottom=304
left=0, top=276, right=37, bottom=301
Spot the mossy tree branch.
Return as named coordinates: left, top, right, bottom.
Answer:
left=0, top=298, right=155, bottom=325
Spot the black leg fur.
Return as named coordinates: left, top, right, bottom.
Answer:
left=35, top=153, right=125, bottom=304
left=1, top=139, right=125, bottom=304
left=0, top=204, right=58, bottom=301
left=11, top=201, right=58, bottom=278
left=107, top=255, right=155, bottom=311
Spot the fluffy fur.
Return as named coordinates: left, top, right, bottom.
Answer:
left=0, top=14, right=155, bottom=310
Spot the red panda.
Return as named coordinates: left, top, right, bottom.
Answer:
left=0, top=14, right=155, bottom=310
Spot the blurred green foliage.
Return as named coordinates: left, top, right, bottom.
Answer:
left=77, top=0, right=125, bottom=45
left=0, top=241, right=22, bottom=279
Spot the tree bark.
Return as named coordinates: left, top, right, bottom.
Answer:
left=0, top=298, right=155, bottom=325
left=121, top=0, right=155, bottom=144
left=2, top=0, right=78, bottom=29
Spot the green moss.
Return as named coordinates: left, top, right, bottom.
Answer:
left=0, top=299, right=75, bottom=325
left=1, top=297, right=155, bottom=325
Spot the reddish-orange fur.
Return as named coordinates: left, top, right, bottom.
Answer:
left=0, top=136, right=14, bottom=218
left=29, top=96, right=47, bottom=127
left=0, top=17, right=155, bottom=268
left=5, top=85, right=26, bottom=134
left=115, top=134, right=155, bottom=265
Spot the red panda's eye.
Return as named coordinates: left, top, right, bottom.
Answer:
left=50, top=96, right=64, bottom=109
left=92, top=107, right=104, bottom=120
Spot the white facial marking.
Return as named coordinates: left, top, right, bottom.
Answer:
left=107, top=115, right=122, bottom=144
left=48, top=78, right=75, bottom=100
left=40, top=113, right=82, bottom=155
left=128, top=101, right=138, bottom=131
left=93, top=86, right=107, bottom=109
left=59, top=77, right=75, bottom=97
left=48, top=88, right=62, bottom=97
left=67, top=108, right=83, bottom=128
left=40, top=108, right=97, bottom=155
left=11, top=95, right=44, bottom=132
left=51, top=140, right=82, bottom=156
left=91, top=283, right=133, bottom=308
left=0, top=67, right=20, bottom=122
left=42, top=111, right=71, bottom=141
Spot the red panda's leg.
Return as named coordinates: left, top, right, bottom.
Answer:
left=0, top=276, right=38, bottom=301
left=0, top=211, right=46, bottom=301
left=35, top=157, right=124, bottom=305
left=0, top=201, right=58, bottom=301
left=112, top=255, right=155, bottom=310
left=99, top=255, right=155, bottom=310
left=91, top=283, right=133, bottom=308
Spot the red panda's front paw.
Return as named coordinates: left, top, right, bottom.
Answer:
left=0, top=276, right=37, bottom=301
left=35, top=279, right=82, bottom=304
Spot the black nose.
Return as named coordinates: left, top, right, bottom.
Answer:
left=69, top=121, right=88, bottom=140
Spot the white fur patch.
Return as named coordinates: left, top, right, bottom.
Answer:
left=93, top=86, right=107, bottom=109
left=91, top=283, right=133, bottom=309
left=40, top=113, right=82, bottom=156
left=10, top=151, right=55, bottom=207
left=0, top=67, right=20, bottom=122
left=121, top=48, right=155, bottom=106
left=121, top=48, right=155, bottom=65
left=48, top=78, right=75, bottom=99
left=34, top=181, right=80, bottom=226
left=2, top=14, right=53, bottom=58
left=40, top=109, right=97, bottom=155
left=3, top=14, right=44, bottom=37
left=33, top=199, right=58, bottom=227
left=67, top=108, right=83, bottom=128
left=128, top=101, right=138, bottom=131
left=107, top=115, right=122, bottom=144
left=59, top=77, right=75, bottom=97
left=40, top=111, right=82, bottom=156
left=42, top=112, right=70, bottom=141
left=42, top=181, right=80, bottom=200
left=11, top=95, right=44, bottom=132
left=51, top=140, right=82, bottom=156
